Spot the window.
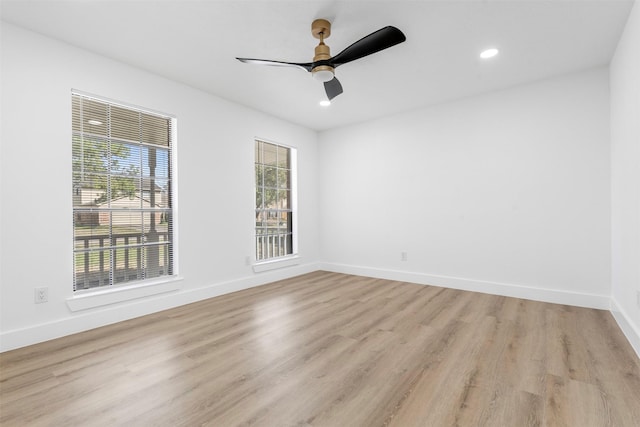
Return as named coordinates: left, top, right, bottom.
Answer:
left=255, top=140, right=296, bottom=261
left=72, top=93, right=175, bottom=290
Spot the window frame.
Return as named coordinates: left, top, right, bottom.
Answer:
left=254, top=138, right=298, bottom=264
left=71, top=91, right=178, bottom=293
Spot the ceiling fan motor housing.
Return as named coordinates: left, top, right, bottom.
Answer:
left=312, top=44, right=334, bottom=81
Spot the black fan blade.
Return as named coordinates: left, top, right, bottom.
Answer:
left=324, top=77, right=343, bottom=100
left=236, top=58, right=313, bottom=72
left=331, top=26, right=406, bottom=67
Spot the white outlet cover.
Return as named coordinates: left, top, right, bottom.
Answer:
left=35, top=287, right=48, bottom=303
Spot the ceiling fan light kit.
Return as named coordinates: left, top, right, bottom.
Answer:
left=236, top=18, right=406, bottom=101
left=312, top=68, right=335, bottom=83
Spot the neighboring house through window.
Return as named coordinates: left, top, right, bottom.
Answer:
left=255, top=139, right=296, bottom=261
left=72, top=92, right=175, bottom=290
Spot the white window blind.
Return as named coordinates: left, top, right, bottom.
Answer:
left=72, top=93, right=174, bottom=290
left=255, top=140, right=295, bottom=261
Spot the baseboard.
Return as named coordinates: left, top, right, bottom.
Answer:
left=1, top=262, right=622, bottom=354
left=319, top=263, right=611, bottom=310
left=610, top=297, right=640, bottom=359
left=0, top=262, right=320, bottom=353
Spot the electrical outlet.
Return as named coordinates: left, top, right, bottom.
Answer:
left=401, top=251, right=408, bottom=262
left=35, top=287, right=48, bottom=304
left=245, top=256, right=252, bottom=266
left=637, top=290, right=640, bottom=309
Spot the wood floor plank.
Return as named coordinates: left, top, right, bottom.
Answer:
left=386, top=317, right=499, bottom=426
left=1, top=271, right=639, bottom=426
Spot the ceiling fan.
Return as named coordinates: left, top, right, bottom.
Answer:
left=236, top=19, right=406, bottom=101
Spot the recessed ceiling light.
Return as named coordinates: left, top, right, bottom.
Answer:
left=480, top=48, right=499, bottom=59
left=319, top=100, right=331, bottom=107
left=87, top=119, right=103, bottom=125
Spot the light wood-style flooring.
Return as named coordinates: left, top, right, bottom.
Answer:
left=1, top=271, right=640, bottom=426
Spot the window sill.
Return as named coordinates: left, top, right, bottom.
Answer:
left=253, top=256, right=300, bottom=273
left=66, top=276, right=183, bottom=312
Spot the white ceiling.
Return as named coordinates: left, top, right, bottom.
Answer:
left=0, top=0, right=634, bottom=131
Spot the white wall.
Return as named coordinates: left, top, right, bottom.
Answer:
left=610, top=1, right=640, bottom=356
left=318, top=68, right=612, bottom=308
left=0, top=23, right=320, bottom=351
